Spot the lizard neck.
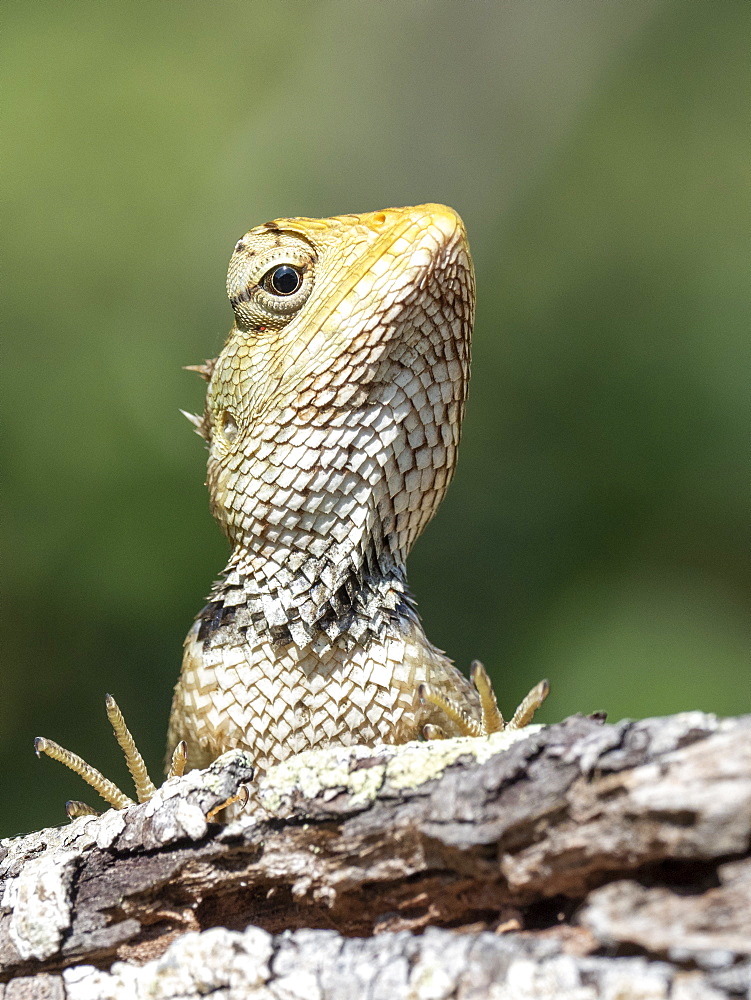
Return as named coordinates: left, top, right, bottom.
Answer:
left=197, top=542, right=421, bottom=655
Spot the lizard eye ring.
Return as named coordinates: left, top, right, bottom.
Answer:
left=262, top=264, right=304, bottom=297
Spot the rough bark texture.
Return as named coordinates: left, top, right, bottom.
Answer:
left=1, top=712, right=750, bottom=998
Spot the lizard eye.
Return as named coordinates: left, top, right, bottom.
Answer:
left=227, top=234, right=315, bottom=328
left=262, top=264, right=304, bottom=296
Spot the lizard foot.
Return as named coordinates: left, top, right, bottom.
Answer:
left=419, top=661, right=549, bottom=739
left=35, top=695, right=187, bottom=819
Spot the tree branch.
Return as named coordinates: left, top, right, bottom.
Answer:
left=2, top=712, right=750, bottom=998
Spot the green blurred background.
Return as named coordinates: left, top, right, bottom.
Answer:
left=2, top=1, right=749, bottom=837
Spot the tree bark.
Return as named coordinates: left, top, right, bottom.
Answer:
left=1, top=712, right=750, bottom=998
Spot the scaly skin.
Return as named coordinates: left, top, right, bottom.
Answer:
left=167, top=204, right=482, bottom=774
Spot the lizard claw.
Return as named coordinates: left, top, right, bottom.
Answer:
left=206, top=783, right=250, bottom=823
left=35, top=695, right=156, bottom=815
left=167, top=740, right=188, bottom=779
left=420, top=665, right=550, bottom=739
left=37, top=700, right=251, bottom=822
left=65, top=800, right=100, bottom=819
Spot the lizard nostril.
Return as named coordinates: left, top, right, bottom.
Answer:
left=221, top=410, right=239, bottom=443
left=371, top=212, right=387, bottom=226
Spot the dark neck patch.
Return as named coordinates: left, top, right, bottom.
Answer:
left=196, top=560, right=420, bottom=655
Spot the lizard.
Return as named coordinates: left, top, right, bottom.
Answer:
left=36, top=204, right=548, bottom=815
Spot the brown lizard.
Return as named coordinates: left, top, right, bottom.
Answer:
left=36, top=204, right=548, bottom=814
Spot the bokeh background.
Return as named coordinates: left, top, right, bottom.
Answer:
left=2, top=1, right=749, bottom=837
